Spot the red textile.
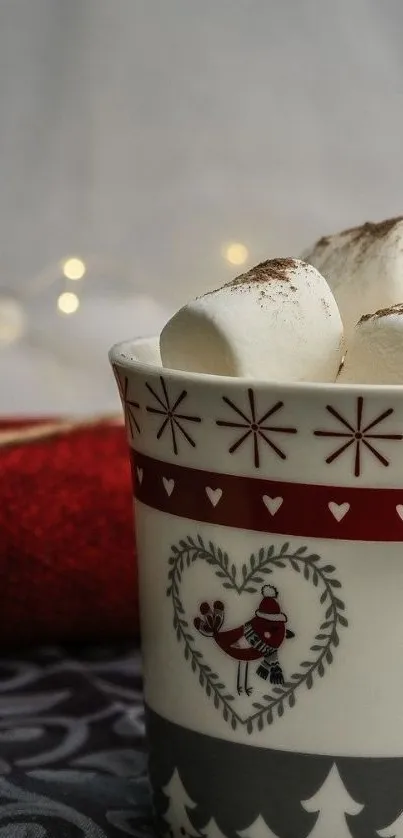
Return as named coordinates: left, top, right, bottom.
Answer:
left=0, top=419, right=137, bottom=646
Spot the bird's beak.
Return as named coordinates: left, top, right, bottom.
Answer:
left=286, top=629, right=295, bottom=639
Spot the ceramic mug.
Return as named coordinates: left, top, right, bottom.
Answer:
left=110, top=335, right=403, bottom=838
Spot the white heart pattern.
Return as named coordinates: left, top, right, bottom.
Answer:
left=136, top=467, right=143, bottom=484
left=396, top=505, right=403, bottom=521
left=262, top=495, right=283, bottom=516
left=205, top=487, right=223, bottom=507
left=162, top=477, right=175, bottom=497
left=328, top=501, right=350, bottom=522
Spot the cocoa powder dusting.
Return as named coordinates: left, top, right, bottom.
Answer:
left=201, top=257, right=305, bottom=302
left=228, top=257, right=299, bottom=289
left=342, top=216, right=403, bottom=242
left=360, top=303, right=403, bottom=323
left=321, top=297, right=331, bottom=316
left=315, top=235, right=331, bottom=248
left=313, top=216, right=403, bottom=257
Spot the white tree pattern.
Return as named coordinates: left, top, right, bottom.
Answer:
left=301, top=763, right=364, bottom=837
left=200, top=817, right=229, bottom=838
left=378, top=811, right=403, bottom=836
left=162, top=767, right=200, bottom=838
left=238, top=814, right=280, bottom=838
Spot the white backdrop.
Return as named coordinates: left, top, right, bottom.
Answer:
left=1, top=0, right=402, bottom=414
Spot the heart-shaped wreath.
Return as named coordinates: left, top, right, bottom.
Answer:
left=166, top=537, right=347, bottom=734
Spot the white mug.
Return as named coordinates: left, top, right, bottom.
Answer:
left=110, top=335, right=403, bottom=838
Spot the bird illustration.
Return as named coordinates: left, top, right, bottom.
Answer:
left=194, top=585, right=295, bottom=695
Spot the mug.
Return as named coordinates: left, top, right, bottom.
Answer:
left=110, top=335, right=403, bottom=838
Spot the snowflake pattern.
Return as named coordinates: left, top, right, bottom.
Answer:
left=113, top=366, right=141, bottom=440
left=216, top=388, right=297, bottom=468
left=314, top=397, right=403, bottom=477
left=146, top=376, right=202, bottom=455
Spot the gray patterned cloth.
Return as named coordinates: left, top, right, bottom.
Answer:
left=0, top=644, right=153, bottom=837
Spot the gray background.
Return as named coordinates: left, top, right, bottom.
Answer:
left=1, top=0, right=402, bottom=414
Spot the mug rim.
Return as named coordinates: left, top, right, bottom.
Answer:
left=109, top=336, right=403, bottom=396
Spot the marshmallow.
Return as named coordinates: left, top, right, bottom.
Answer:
left=303, top=216, right=403, bottom=341
left=160, top=258, right=344, bottom=382
left=338, top=304, right=403, bottom=384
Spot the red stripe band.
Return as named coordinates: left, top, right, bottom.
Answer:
left=132, top=451, right=403, bottom=541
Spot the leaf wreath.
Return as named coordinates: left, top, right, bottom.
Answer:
left=167, top=536, right=347, bottom=734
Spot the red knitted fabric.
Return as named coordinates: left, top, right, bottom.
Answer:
left=0, top=419, right=137, bottom=646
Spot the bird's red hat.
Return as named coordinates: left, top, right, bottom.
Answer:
left=255, top=585, right=287, bottom=622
